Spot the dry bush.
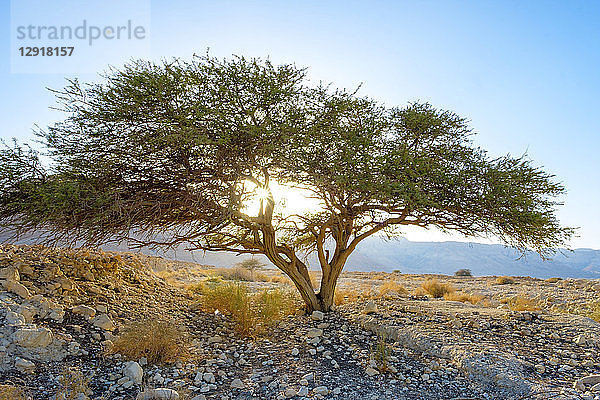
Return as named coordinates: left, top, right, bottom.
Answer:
left=56, top=368, right=91, bottom=400
left=202, top=282, right=297, bottom=336
left=545, top=277, right=562, bottom=283
left=421, top=279, right=455, bottom=298
left=566, top=301, right=600, bottom=322
left=495, top=276, right=515, bottom=285
left=500, top=295, right=540, bottom=311
left=371, top=335, right=392, bottom=372
left=214, top=266, right=268, bottom=282
left=444, top=291, right=484, bottom=305
left=111, top=318, right=190, bottom=364
left=270, top=273, right=292, bottom=285
left=308, top=270, right=320, bottom=288
left=378, top=280, right=408, bottom=298
left=454, top=268, right=472, bottom=277
left=334, top=287, right=360, bottom=305
left=0, top=385, right=30, bottom=400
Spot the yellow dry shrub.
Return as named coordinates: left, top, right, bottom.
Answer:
left=202, top=282, right=297, bottom=336
left=111, top=318, right=190, bottom=364
left=444, top=291, right=484, bottom=305
left=421, top=279, right=455, bottom=298
left=334, top=287, right=360, bottom=305
left=500, top=295, right=540, bottom=311
left=0, top=385, right=29, bottom=400
left=495, top=276, right=515, bottom=285
left=378, top=280, right=408, bottom=298
left=56, top=368, right=91, bottom=400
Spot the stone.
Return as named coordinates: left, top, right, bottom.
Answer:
left=230, top=378, right=245, bottom=389
left=0, top=267, right=19, bottom=281
left=307, top=328, right=323, bottom=338
left=365, top=367, right=379, bottom=376
left=13, top=327, right=53, bottom=348
left=140, top=388, right=180, bottom=399
left=4, top=311, right=26, bottom=325
left=535, top=364, right=545, bottom=374
left=72, top=305, right=96, bottom=319
left=123, top=361, right=143, bottom=385
left=363, top=301, right=377, bottom=314
left=15, top=357, right=35, bottom=373
left=203, top=372, right=215, bottom=383
left=311, top=310, right=324, bottom=321
left=298, top=386, right=309, bottom=396
left=284, top=388, right=297, bottom=397
left=291, top=348, right=299, bottom=356
left=191, top=396, right=206, bottom=400
left=574, top=375, right=600, bottom=391
left=313, top=386, right=329, bottom=395
left=2, top=280, right=31, bottom=299
left=92, top=313, right=116, bottom=331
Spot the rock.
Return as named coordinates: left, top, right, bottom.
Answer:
left=284, top=388, right=297, bottom=397
left=203, top=372, right=215, bottom=383
left=4, top=311, right=26, bottom=325
left=365, top=367, right=379, bottom=376
left=230, top=378, right=245, bottom=389
left=291, top=348, right=299, bottom=356
left=140, top=388, right=180, bottom=399
left=15, top=357, right=35, bottom=373
left=122, top=361, right=143, bottom=385
left=190, top=396, right=206, bottom=400
left=72, top=305, right=96, bottom=319
left=92, top=313, right=116, bottom=331
left=311, top=310, right=324, bottom=321
left=2, top=280, right=31, bottom=299
left=298, top=386, right=309, bottom=396
left=535, top=364, right=545, bottom=374
left=313, top=386, right=329, bottom=395
left=0, top=267, right=19, bottom=281
left=363, top=301, right=377, bottom=314
left=307, top=328, right=323, bottom=338
left=13, top=327, right=53, bottom=348
left=574, top=375, right=600, bottom=391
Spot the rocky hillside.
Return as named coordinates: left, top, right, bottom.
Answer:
left=1, top=244, right=599, bottom=400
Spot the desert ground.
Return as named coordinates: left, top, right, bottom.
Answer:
left=1, top=244, right=599, bottom=400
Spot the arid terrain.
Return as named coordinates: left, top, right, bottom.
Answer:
left=1, top=244, right=599, bottom=400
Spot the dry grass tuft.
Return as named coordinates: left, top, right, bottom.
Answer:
left=56, top=368, right=91, bottom=400
left=214, top=266, right=268, bottom=282
left=201, top=282, right=297, bottom=336
left=420, top=279, right=456, bottom=298
left=270, top=273, right=292, bottom=285
left=334, top=287, right=360, bottom=305
left=444, top=291, right=484, bottom=305
left=545, top=277, right=562, bottom=283
left=372, top=335, right=392, bottom=372
left=111, top=318, right=190, bottom=364
left=378, top=280, right=408, bottom=298
left=0, top=385, right=30, bottom=400
left=495, top=276, right=515, bottom=285
left=500, top=295, right=540, bottom=311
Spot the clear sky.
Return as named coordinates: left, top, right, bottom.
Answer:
left=1, top=0, right=599, bottom=249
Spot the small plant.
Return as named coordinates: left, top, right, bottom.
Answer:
left=372, top=335, right=392, bottom=372
left=235, top=257, right=267, bottom=278
left=0, top=384, right=30, bottom=400
left=270, top=273, right=292, bottom=285
left=201, top=282, right=297, bottom=336
left=500, top=295, right=540, bottom=311
left=495, top=276, right=515, bottom=285
left=214, top=266, right=268, bottom=282
left=334, top=287, right=360, bottom=305
left=454, top=268, right=472, bottom=277
left=421, top=279, right=455, bottom=298
left=378, top=280, right=408, bottom=298
left=56, top=368, right=91, bottom=400
left=111, top=318, right=190, bottom=364
left=444, top=291, right=484, bottom=305
left=545, top=277, right=562, bottom=283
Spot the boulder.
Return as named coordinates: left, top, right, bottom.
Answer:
left=2, top=280, right=31, bottom=299
left=92, top=313, right=116, bottom=331
left=0, top=267, right=19, bottom=281
left=123, top=361, right=143, bottom=385
left=230, top=378, right=245, bottom=389
left=13, top=327, right=53, bottom=348
left=307, top=328, right=323, bottom=338
left=140, top=388, right=180, bottom=400
left=363, top=301, right=378, bottom=314
left=15, top=357, right=35, bottom=373
left=72, top=305, right=96, bottom=319
left=311, top=310, right=324, bottom=321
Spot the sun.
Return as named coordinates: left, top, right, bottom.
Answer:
left=254, top=186, right=271, bottom=201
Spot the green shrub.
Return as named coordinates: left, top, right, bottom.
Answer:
left=454, top=268, right=472, bottom=277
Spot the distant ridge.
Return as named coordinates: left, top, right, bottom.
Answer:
left=2, top=232, right=599, bottom=279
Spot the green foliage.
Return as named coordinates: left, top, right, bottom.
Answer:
left=372, top=335, right=392, bottom=372
left=454, top=268, right=472, bottom=277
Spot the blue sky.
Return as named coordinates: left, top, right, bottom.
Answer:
left=1, top=0, right=599, bottom=249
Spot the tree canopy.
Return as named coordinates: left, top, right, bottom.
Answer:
left=0, top=55, right=574, bottom=311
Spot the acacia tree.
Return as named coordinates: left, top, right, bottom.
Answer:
left=0, top=55, right=573, bottom=311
